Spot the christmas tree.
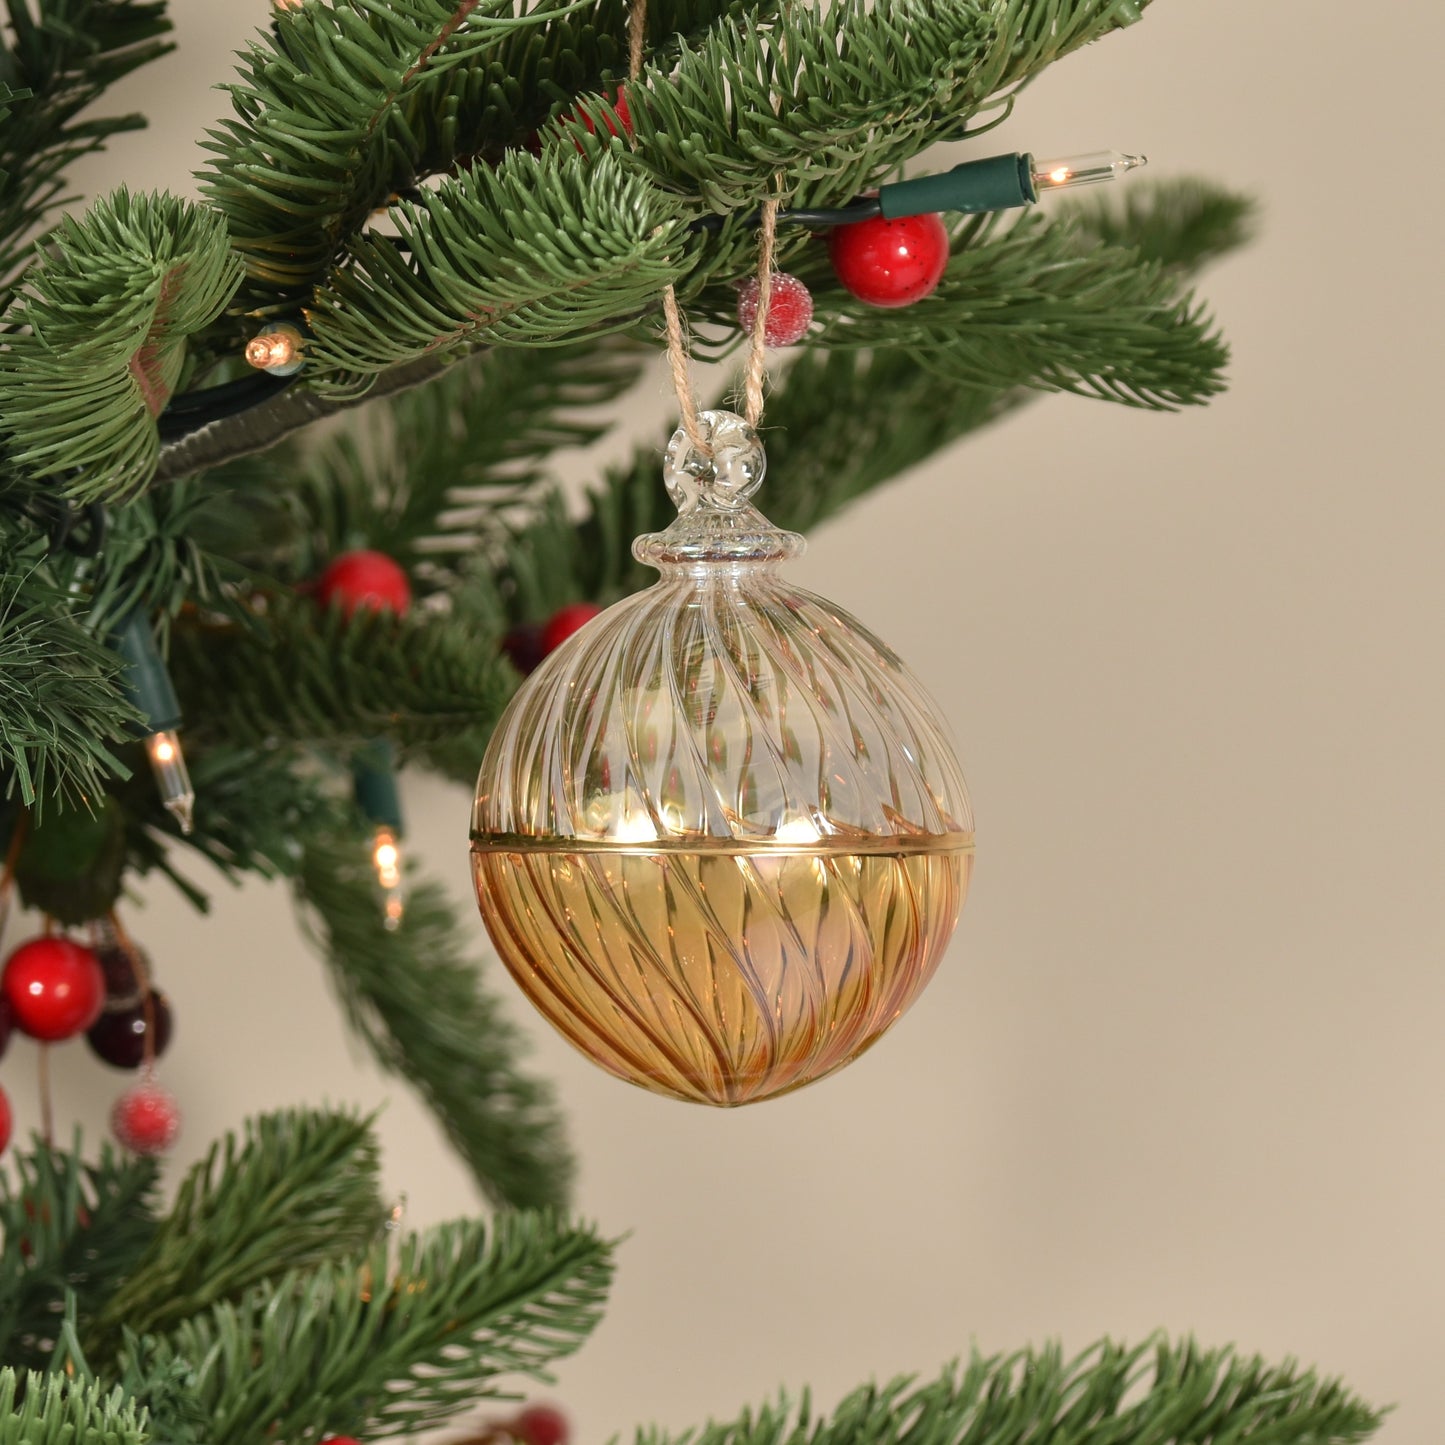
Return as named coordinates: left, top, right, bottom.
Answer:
left=0, top=0, right=1388, bottom=1441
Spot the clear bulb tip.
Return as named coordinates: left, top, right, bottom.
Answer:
left=1032, top=150, right=1149, bottom=192
left=164, top=793, right=195, bottom=836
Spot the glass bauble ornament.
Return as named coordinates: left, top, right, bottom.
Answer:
left=471, top=411, right=974, bottom=1106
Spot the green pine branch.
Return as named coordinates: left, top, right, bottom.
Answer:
left=304, top=150, right=688, bottom=387
left=0, top=188, right=242, bottom=499
left=1066, top=175, right=1259, bottom=272
left=0, top=1370, right=148, bottom=1445
left=88, top=1109, right=386, bottom=1356
left=620, top=0, right=997, bottom=213
left=0, top=1136, right=162, bottom=1373
left=0, top=0, right=175, bottom=300
left=794, top=208, right=1228, bottom=409
left=0, top=541, right=136, bottom=810
left=120, top=1212, right=615, bottom=1445
left=225, top=338, right=648, bottom=587
left=637, top=1340, right=1383, bottom=1445
left=165, top=594, right=515, bottom=753
left=203, top=0, right=773, bottom=310
left=295, top=829, right=575, bottom=1212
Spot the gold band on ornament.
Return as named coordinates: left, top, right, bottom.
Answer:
left=469, top=830, right=976, bottom=858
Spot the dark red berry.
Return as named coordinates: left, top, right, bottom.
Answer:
left=502, top=623, right=547, bottom=676
left=87, top=990, right=173, bottom=1070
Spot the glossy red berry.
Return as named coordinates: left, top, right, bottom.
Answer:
left=111, top=1081, right=180, bottom=1155
left=316, top=550, right=412, bottom=618
left=87, top=990, right=174, bottom=1070
left=541, top=603, right=603, bottom=655
left=827, top=212, right=950, bottom=308
left=0, top=1085, right=11, bottom=1155
left=513, top=1405, right=569, bottom=1445
left=736, top=272, right=814, bottom=346
left=570, top=87, right=632, bottom=147
left=3, top=937, right=106, bottom=1041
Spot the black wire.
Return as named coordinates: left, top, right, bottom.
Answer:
left=157, top=371, right=298, bottom=440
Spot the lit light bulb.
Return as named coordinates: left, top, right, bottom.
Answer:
left=244, top=322, right=305, bottom=375
left=372, top=825, right=405, bottom=930
left=1031, top=151, right=1147, bottom=192
left=144, top=730, right=194, bottom=835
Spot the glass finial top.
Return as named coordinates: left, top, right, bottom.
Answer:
left=633, top=410, right=805, bottom=568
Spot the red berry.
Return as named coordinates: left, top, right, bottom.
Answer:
left=111, top=1081, right=180, bottom=1155
left=827, top=212, right=950, bottom=308
left=569, top=88, right=633, bottom=149
left=736, top=272, right=814, bottom=346
left=321, top=1437, right=362, bottom=1445
left=541, top=603, right=602, bottom=655
left=315, top=550, right=412, bottom=618
left=513, top=1405, right=569, bottom=1445
left=3, top=937, right=105, bottom=1041
left=0, top=1085, right=11, bottom=1156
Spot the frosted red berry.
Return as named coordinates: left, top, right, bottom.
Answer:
left=541, top=603, right=602, bottom=655
left=513, top=1405, right=570, bottom=1445
left=3, top=937, right=106, bottom=1041
left=736, top=272, right=814, bottom=346
left=316, top=550, right=412, bottom=618
left=827, top=212, right=950, bottom=308
left=111, top=1081, right=181, bottom=1155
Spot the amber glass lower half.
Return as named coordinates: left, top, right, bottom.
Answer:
left=471, top=836, right=972, bottom=1106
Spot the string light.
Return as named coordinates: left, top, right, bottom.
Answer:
left=143, top=730, right=195, bottom=836
left=244, top=322, right=306, bottom=375
left=371, top=825, right=404, bottom=930
left=112, top=612, right=195, bottom=834
left=353, top=741, right=405, bottom=930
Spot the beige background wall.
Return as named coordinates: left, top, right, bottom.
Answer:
left=7, top=1, right=1442, bottom=1440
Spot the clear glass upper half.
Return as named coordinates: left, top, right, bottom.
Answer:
left=472, top=411, right=973, bottom=849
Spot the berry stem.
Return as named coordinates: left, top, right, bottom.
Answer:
left=37, top=1042, right=53, bottom=1149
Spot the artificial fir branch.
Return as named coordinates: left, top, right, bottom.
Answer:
left=305, top=149, right=688, bottom=385
left=0, top=1137, right=162, bottom=1372
left=0, top=189, right=242, bottom=499
left=0, top=1370, right=148, bottom=1445
left=636, top=1341, right=1383, bottom=1445
left=296, top=830, right=575, bottom=1212
left=0, top=541, right=136, bottom=810
left=88, top=1110, right=386, bottom=1355
left=120, top=1213, right=615, bottom=1445
left=803, top=210, right=1229, bottom=409
left=1067, top=175, right=1258, bottom=272
left=242, top=338, right=650, bottom=587
left=166, top=594, right=515, bottom=753
left=0, top=0, right=174, bottom=302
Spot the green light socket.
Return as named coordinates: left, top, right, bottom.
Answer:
left=113, top=611, right=182, bottom=735
left=878, top=153, right=1037, bottom=221
left=353, top=739, right=404, bottom=834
